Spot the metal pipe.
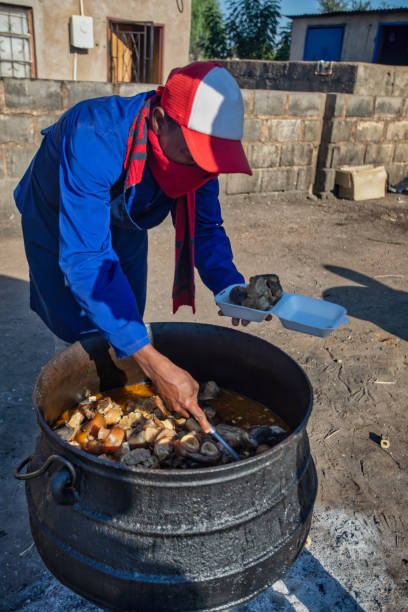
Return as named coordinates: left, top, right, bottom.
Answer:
left=143, top=25, right=147, bottom=82
left=73, top=52, right=77, bottom=81
left=149, top=24, right=154, bottom=83
left=72, top=0, right=84, bottom=82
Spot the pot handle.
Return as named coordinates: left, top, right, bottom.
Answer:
left=14, top=454, right=77, bottom=485
left=14, top=454, right=79, bottom=506
left=51, top=467, right=79, bottom=505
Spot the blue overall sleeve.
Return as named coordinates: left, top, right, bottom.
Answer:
left=194, top=178, right=244, bottom=294
left=58, top=116, right=150, bottom=359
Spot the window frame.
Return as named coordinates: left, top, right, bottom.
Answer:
left=0, top=2, right=36, bottom=78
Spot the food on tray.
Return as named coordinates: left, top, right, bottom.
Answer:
left=52, top=381, right=289, bottom=470
left=229, top=274, right=283, bottom=311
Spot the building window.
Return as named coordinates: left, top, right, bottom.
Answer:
left=109, top=20, right=163, bottom=84
left=0, top=3, right=35, bottom=78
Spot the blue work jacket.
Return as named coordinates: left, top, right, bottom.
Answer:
left=14, top=91, right=244, bottom=358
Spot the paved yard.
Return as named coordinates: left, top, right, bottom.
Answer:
left=1, top=193, right=407, bottom=611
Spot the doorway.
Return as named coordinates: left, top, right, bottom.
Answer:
left=374, top=23, right=408, bottom=66
left=304, top=25, right=345, bottom=62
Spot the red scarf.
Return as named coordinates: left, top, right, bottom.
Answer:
left=124, top=95, right=216, bottom=313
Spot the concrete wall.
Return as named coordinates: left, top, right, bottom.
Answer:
left=217, top=61, right=408, bottom=97
left=1, top=77, right=407, bottom=232
left=4, top=0, right=191, bottom=82
left=218, top=89, right=325, bottom=200
left=316, top=92, right=408, bottom=193
left=290, top=11, right=408, bottom=62
left=0, top=78, right=155, bottom=232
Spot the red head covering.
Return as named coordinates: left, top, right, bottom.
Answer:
left=158, top=62, right=251, bottom=175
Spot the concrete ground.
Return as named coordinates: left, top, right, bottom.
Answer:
left=0, top=193, right=407, bottom=611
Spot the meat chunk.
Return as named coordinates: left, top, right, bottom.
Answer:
left=54, top=425, right=75, bottom=441
left=79, top=403, right=97, bottom=420
left=103, top=426, right=125, bottom=453
left=198, top=381, right=220, bottom=401
left=67, top=410, right=84, bottom=431
left=104, top=407, right=123, bottom=426
left=84, top=413, right=107, bottom=437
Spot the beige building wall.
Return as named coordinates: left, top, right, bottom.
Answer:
left=290, top=12, right=408, bottom=62
left=3, top=0, right=191, bottom=82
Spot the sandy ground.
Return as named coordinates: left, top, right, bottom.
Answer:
left=0, top=193, right=407, bottom=611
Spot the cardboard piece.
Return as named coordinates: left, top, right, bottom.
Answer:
left=335, top=164, right=387, bottom=201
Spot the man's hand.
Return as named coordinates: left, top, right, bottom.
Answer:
left=131, top=344, right=211, bottom=433
left=218, top=310, right=273, bottom=326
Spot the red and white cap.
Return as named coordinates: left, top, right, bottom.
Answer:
left=158, top=62, right=252, bottom=175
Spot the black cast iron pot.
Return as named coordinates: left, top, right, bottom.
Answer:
left=15, top=323, right=317, bottom=612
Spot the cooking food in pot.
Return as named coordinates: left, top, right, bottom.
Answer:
left=230, top=274, right=283, bottom=311
left=52, top=382, right=289, bottom=469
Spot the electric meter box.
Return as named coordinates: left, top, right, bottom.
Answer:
left=70, top=15, right=94, bottom=49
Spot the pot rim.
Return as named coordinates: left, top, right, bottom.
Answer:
left=34, top=323, right=313, bottom=479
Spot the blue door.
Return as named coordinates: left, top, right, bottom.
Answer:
left=304, top=26, right=345, bottom=61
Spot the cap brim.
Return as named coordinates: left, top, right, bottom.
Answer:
left=181, top=126, right=252, bottom=175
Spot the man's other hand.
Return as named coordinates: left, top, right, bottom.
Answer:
left=218, top=310, right=273, bottom=327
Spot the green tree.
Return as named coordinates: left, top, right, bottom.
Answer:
left=202, top=2, right=228, bottom=58
left=349, top=0, right=372, bottom=9
left=274, top=26, right=291, bottom=61
left=190, top=0, right=227, bottom=59
left=317, top=0, right=349, bottom=11
left=226, top=0, right=280, bottom=59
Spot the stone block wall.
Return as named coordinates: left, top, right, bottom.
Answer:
left=219, top=60, right=360, bottom=94
left=1, top=75, right=407, bottom=231
left=0, top=78, right=326, bottom=230
left=0, top=79, right=154, bottom=232
left=218, top=60, right=408, bottom=97
left=316, top=93, right=408, bottom=193
left=219, top=90, right=324, bottom=198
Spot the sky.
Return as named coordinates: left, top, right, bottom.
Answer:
left=219, top=0, right=408, bottom=30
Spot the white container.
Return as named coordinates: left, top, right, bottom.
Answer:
left=215, top=285, right=349, bottom=337
left=215, top=285, right=272, bottom=322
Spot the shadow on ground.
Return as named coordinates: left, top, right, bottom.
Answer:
left=0, top=274, right=54, bottom=604
left=237, top=549, right=365, bottom=611
left=323, top=265, right=408, bottom=342
left=0, top=547, right=365, bottom=612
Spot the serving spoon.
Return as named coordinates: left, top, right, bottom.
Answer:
left=208, top=426, right=240, bottom=461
